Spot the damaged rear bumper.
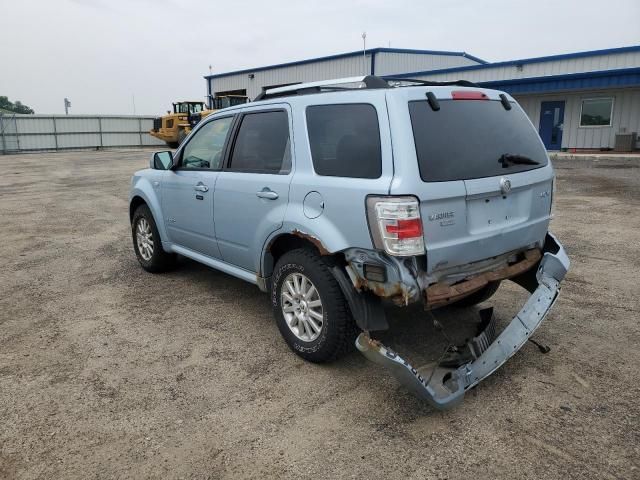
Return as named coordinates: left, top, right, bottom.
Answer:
left=355, top=232, right=569, bottom=409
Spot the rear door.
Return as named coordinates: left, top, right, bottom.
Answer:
left=388, top=88, right=554, bottom=275
left=213, top=105, right=293, bottom=272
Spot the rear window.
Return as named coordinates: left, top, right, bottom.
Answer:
left=409, top=100, right=548, bottom=182
left=306, top=104, right=382, bottom=178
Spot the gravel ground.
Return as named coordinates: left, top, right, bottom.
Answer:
left=0, top=149, right=638, bottom=479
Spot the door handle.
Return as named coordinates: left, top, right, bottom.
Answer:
left=256, top=189, right=279, bottom=200
left=194, top=184, right=209, bottom=192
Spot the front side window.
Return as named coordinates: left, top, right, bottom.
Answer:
left=228, top=110, right=291, bottom=174
left=181, top=116, right=233, bottom=169
left=306, top=104, right=382, bottom=179
left=580, top=98, right=613, bottom=127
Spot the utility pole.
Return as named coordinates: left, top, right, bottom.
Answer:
left=208, top=65, right=213, bottom=108
left=132, top=94, right=136, bottom=115
left=64, top=98, right=71, bottom=115
left=362, top=32, right=367, bottom=76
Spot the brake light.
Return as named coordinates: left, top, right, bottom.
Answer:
left=385, top=219, right=422, bottom=239
left=451, top=91, right=488, bottom=100
left=366, top=196, right=425, bottom=256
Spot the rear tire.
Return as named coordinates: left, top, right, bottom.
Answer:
left=271, top=249, right=359, bottom=363
left=131, top=204, right=176, bottom=273
left=453, top=281, right=501, bottom=307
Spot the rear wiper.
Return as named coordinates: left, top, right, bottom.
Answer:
left=498, top=153, right=540, bottom=168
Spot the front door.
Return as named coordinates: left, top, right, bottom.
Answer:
left=539, top=101, right=565, bottom=150
left=214, top=107, right=292, bottom=273
left=161, top=115, right=235, bottom=258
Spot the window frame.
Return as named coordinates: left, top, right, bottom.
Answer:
left=304, top=102, right=382, bottom=179
left=224, top=108, right=292, bottom=175
left=176, top=114, right=237, bottom=171
left=579, top=97, right=614, bottom=128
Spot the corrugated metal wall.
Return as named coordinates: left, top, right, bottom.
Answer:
left=211, top=55, right=372, bottom=99
left=0, top=114, right=164, bottom=153
left=516, top=87, right=640, bottom=149
left=412, top=51, right=640, bottom=83
left=374, top=52, right=479, bottom=75
left=209, top=51, right=483, bottom=99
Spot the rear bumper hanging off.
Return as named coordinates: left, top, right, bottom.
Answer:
left=355, top=232, right=569, bottom=409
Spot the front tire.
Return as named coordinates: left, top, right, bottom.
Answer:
left=131, top=204, right=176, bottom=273
left=271, top=249, right=358, bottom=363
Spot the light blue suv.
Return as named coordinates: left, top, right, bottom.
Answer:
left=129, top=76, right=569, bottom=408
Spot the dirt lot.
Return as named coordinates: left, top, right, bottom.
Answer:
left=0, top=149, right=638, bottom=479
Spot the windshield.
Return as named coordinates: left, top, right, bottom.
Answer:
left=174, top=103, right=204, bottom=114
left=409, top=99, right=548, bottom=182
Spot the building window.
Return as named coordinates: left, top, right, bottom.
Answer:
left=580, top=98, right=613, bottom=127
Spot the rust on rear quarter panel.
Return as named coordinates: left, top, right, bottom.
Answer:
left=291, top=229, right=331, bottom=256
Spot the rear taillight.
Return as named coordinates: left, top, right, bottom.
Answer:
left=366, top=196, right=425, bottom=256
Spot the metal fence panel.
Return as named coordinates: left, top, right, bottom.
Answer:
left=57, top=133, right=102, bottom=149
left=15, top=116, right=54, bottom=134
left=102, top=133, right=141, bottom=146
left=1, top=114, right=164, bottom=154
left=100, top=117, right=141, bottom=132
left=55, top=117, right=100, bottom=133
left=17, top=134, right=57, bottom=150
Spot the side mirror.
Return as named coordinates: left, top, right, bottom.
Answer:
left=151, top=151, right=173, bottom=170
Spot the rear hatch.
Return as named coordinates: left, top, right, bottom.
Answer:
left=405, top=90, right=553, bottom=275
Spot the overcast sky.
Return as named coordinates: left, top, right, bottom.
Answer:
left=1, top=0, right=639, bottom=115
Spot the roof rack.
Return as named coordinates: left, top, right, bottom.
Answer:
left=384, top=77, right=479, bottom=88
left=252, top=75, right=479, bottom=101
left=254, top=75, right=389, bottom=101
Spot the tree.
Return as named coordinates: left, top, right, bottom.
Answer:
left=0, top=96, right=35, bottom=114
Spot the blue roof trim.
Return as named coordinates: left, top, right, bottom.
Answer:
left=204, top=47, right=487, bottom=79
left=389, top=45, right=640, bottom=78
left=476, top=67, right=640, bottom=94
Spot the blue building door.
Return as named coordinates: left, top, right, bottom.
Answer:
left=539, top=101, right=565, bottom=150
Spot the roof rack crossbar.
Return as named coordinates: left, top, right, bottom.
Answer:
left=384, top=77, right=479, bottom=88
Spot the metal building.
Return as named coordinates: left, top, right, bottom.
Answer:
left=205, top=48, right=487, bottom=100
left=205, top=45, right=640, bottom=151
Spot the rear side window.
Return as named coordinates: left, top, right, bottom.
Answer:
left=409, top=100, right=548, bottom=182
left=229, top=110, right=291, bottom=174
left=306, top=104, right=381, bottom=178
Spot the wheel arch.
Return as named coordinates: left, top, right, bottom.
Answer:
left=262, top=231, right=344, bottom=282
left=129, top=195, right=147, bottom=222
left=129, top=186, right=169, bottom=244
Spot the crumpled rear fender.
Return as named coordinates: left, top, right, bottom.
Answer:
left=356, top=232, right=569, bottom=409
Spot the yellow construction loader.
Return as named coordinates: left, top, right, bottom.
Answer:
left=150, top=96, right=247, bottom=148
